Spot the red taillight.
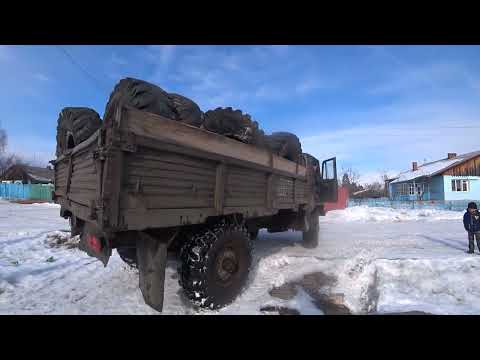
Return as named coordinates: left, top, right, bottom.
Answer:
left=87, top=234, right=102, bottom=253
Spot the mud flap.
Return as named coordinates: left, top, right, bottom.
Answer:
left=137, top=232, right=168, bottom=312
left=78, top=222, right=112, bottom=267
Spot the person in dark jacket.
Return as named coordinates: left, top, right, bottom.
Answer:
left=463, top=202, right=480, bottom=254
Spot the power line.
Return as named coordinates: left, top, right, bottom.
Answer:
left=56, top=46, right=107, bottom=93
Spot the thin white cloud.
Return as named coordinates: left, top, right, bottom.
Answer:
left=33, top=73, right=49, bottom=81
left=0, top=45, right=13, bottom=61
left=111, top=53, right=128, bottom=65
left=295, top=78, right=325, bottom=95
left=358, top=170, right=399, bottom=186
left=364, top=45, right=407, bottom=68
left=149, top=45, right=176, bottom=66
left=367, top=61, right=471, bottom=96
left=300, top=101, right=480, bottom=177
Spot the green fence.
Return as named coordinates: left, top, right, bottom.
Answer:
left=0, top=183, right=54, bottom=201
left=348, top=197, right=475, bottom=212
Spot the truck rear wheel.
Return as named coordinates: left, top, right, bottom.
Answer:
left=178, top=221, right=253, bottom=309
left=117, top=247, right=138, bottom=269
left=302, top=211, right=319, bottom=248
left=249, top=229, right=259, bottom=240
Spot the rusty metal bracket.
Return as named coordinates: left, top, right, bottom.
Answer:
left=89, top=200, right=97, bottom=220
left=121, top=131, right=137, bottom=153
left=134, top=178, right=143, bottom=194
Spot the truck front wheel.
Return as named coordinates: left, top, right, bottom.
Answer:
left=178, top=221, right=253, bottom=309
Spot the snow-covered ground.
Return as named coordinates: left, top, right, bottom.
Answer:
left=1, top=200, right=478, bottom=315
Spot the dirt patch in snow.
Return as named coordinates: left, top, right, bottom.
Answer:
left=44, top=231, right=80, bottom=249
left=269, top=271, right=351, bottom=315
left=260, top=305, right=301, bottom=315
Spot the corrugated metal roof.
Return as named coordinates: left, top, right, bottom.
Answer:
left=391, top=151, right=480, bottom=184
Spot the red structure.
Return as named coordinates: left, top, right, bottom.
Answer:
left=323, top=186, right=349, bottom=212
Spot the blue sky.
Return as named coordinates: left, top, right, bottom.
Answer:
left=1, top=45, right=479, bottom=184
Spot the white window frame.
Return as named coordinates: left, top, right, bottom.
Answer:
left=409, top=183, right=415, bottom=195
left=451, top=179, right=470, bottom=192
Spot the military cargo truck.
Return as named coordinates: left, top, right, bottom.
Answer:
left=52, top=104, right=337, bottom=312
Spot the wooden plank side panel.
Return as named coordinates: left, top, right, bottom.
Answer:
left=123, top=207, right=277, bottom=230
left=124, top=108, right=307, bottom=178
left=67, top=139, right=98, bottom=208
left=121, top=149, right=216, bottom=210
left=225, top=165, right=267, bottom=208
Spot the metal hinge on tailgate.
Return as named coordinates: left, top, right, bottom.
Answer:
left=93, top=149, right=107, bottom=161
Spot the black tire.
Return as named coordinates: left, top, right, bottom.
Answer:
left=302, top=153, right=320, bottom=168
left=178, top=221, right=253, bottom=309
left=302, top=211, right=319, bottom=248
left=117, top=247, right=138, bottom=269
left=56, top=107, right=102, bottom=157
left=103, top=78, right=176, bottom=126
left=203, top=107, right=265, bottom=145
left=265, top=132, right=302, bottom=162
left=168, top=93, right=204, bottom=127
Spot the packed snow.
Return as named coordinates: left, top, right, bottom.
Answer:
left=1, top=199, right=479, bottom=315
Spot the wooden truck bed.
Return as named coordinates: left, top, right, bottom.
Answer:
left=53, top=106, right=314, bottom=233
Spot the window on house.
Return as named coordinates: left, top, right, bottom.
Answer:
left=409, top=183, right=415, bottom=195
left=451, top=179, right=469, bottom=192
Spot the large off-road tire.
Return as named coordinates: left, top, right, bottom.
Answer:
left=117, top=247, right=138, bottom=269
left=203, top=107, right=266, bottom=146
left=249, top=229, right=259, bottom=240
left=178, top=221, right=253, bottom=309
left=302, top=152, right=320, bottom=168
left=302, top=210, right=319, bottom=249
left=265, top=132, right=302, bottom=163
left=55, top=107, right=102, bottom=157
left=103, top=78, right=176, bottom=126
left=168, top=93, right=204, bottom=127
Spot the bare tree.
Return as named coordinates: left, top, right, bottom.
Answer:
left=0, top=128, right=6, bottom=154
left=0, top=153, right=23, bottom=176
left=340, top=166, right=363, bottom=195
left=0, top=128, right=25, bottom=177
left=341, top=166, right=361, bottom=185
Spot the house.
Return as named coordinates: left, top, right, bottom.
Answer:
left=1, top=164, right=54, bottom=184
left=388, top=151, right=480, bottom=201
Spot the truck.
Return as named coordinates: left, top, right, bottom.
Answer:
left=52, top=105, right=337, bottom=312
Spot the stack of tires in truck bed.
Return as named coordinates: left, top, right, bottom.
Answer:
left=56, top=77, right=307, bottom=165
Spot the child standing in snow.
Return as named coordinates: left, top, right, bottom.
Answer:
left=463, top=202, right=480, bottom=254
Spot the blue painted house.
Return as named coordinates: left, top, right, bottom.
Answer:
left=387, top=151, right=480, bottom=201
